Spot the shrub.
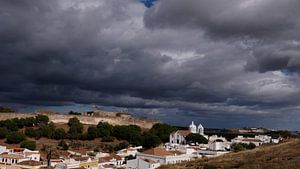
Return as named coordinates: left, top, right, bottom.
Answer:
left=0, top=127, right=8, bottom=139
left=58, top=140, right=69, bottom=150
left=52, top=128, right=66, bottom=140
left=102, top=136, right=114, bottom=142
left=6, top=131, right=25, bottom=144
left=25, top=127, right=38, bottom=138
left=20, top=140, right=36, bottom=150
left=142, top=133, right=162, bottom=149
left=35, top=115, right=49, bottom=125
left=203, top=164, right=218, bottom=169
left=186, top=133, right=208, bottom=144
left=149, top=123, right=177, bottom=143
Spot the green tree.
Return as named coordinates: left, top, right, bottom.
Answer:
left=4, top=120, right=18, bottom=131
left=67, top=117, right=83, bottom=139
left=0, top=127, right=8, bottom=139
left=52, top=128, right=66, bottom=140
left=97, top=122, right=113, bottom=137
left=6, top=131, right=25, bottom=144
left=149, top=123, right=177, bottom=143
left=186, top=133, right=208, bottom=144
left=23, top=117, right=36, bottom=127
left=231, top=143, right=247, bottom=152
left=20, top=140, right=36, bottom=150
left=87, top=126, right=98, bottom=140
left=12, top=118, right=25, bottom=129
left=35, top=115, right=49, bottom=125
left=40, top=124, right=55, bottom=138
left=58, top=140, right=69, bottom=150
left=68, top=117, right=81, bottom=127
left=143, top=133, right=162, bottom=149
left=25, top=127, right=38, bottom=138
left=114, top=141, right=129, bottom=151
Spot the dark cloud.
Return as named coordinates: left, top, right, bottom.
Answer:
left=1, top=0, right=300, bottom=130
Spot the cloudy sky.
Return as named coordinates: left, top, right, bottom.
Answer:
left=1, top=0, right=300, bottom=130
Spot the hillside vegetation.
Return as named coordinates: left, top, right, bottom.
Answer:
left=160, top=139, right=300, bottom=169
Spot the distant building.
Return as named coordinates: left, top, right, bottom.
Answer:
left=0, top=147, right=40, bottom=165
left=126, top=147, right=193, bottom=169
left=99, top=155, right=124, bottom=168
left=169, top=121, right=208, bottom=145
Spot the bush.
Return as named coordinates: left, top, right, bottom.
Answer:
left=20, top=140, right=36, bottom=150
left=25, top=127, right=38, bottom=138
left=149, top=123, right=177, bottom=143
left=4, top=120, right=18, bottom=131
left=186, top=133, right=208, bottom=144
left=35, top=115, right=49, bottom=125
left=58, top=140, right=69, bottom=150
left=102, top=136, right=114, bottom=142
left=68, top=117, right=83, bottom=139
left=203, top=164, right=218, bottom=169
left=97, top=122, right=113, bottom=137
left=6, top=131, right=25, bottom=144
left=39, top=124, right=55, bottom=138
left=114, top=141, right=129, bottom=151
left=52, top=128, right=66, bottom=140
left=142, top=133, right=162, bottom=149
left=231, top=143, right=256, bottom=152
left=87, top=126, right=98, bottom=140
left=0, top=127, right=8, bottom=139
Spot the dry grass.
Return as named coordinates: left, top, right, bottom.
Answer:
left=159, top=139, right=300, bottom=169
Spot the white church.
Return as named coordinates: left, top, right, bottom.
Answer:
left=169, top=121, right=208, bottom=145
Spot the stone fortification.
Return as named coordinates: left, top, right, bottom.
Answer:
left=0, top=112, right=159, bottom=129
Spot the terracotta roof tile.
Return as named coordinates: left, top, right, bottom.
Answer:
left=142, top=148, right=183, bottom=157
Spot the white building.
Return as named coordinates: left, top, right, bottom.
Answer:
left=231, top=136, right=263, bottom=146
left=126, top=147, right=193, bottom=169
left=117, top=146, right=142, bottom=157
left=99, top=155, right=124, bottom=168
left=0, top=148, right=40, bottom=165
left=126, top=158, right=160, bottom=169
left=169, top=121, right=208, bottom=145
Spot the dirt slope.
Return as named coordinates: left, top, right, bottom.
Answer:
left=159, top=139, right=300, bottom=169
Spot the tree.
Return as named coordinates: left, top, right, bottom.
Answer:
left=4, top=120, right=18, bottom=131
left=142, top=133, right=162, bottom=149
left=149, top=123, right=177, bottom=143
left=186, top=133, right=208, bottom=144
left=58, top=140, right=69, bottom=150
left=97, top=122, right=113, bottom=137
left=52, top=128, right=66, bottom=140
left=25, top=127, right=38, bottom=138
left=40, top=124, right=55, bottom=138
left=0, top=106, right=14, bottom=112
left=6, top=131, right=25, bottom=144
left=114, top=141, right=129, bottom=151
left=12, top=118, right=25, bottom=129
left=68, top=117, right=81, bottom=127
left=67, top=117, right=83, bottom=139
left=20, top=140, right=36, bottom=150
left=87, top=126, right=98, bottom=140
left=23, top=117, right=36, bottom=127
left=0, top=127, right=8, bottom=139
left=231, top=143, right=247, bottom=152
left=35, top=115, right=49, bottom=125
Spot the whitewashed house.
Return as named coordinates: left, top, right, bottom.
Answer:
left=126, top=158, right=160, bottom=169
left=126, top=147, right=193, bottom=169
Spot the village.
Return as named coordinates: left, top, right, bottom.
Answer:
left=0, top=111, right=283, bottom=169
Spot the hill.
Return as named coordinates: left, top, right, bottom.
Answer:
left=159, top=139, right=300, bottom=169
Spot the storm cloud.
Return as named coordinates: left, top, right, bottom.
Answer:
left=1, top=0, right=300, bottom=130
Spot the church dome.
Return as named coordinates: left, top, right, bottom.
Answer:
left=189, top=121, right=197, bottom=133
